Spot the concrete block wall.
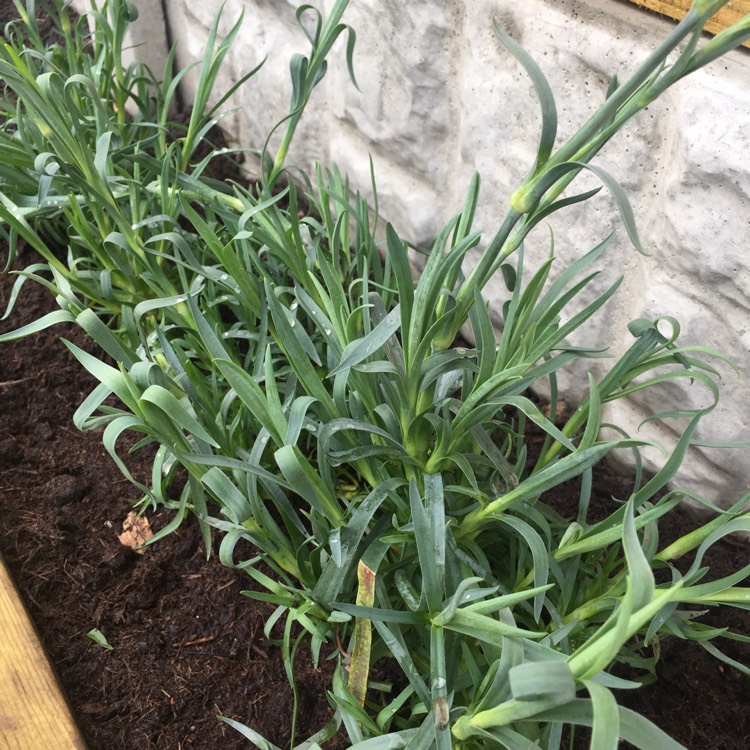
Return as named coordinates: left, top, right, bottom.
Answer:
left=72, top=0, right=750, bottom=507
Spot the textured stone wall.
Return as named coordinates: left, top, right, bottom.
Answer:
left=72, top=0, right=750, bottom=506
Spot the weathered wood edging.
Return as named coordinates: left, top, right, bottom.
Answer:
left=0, top=554, right=87, bottom=749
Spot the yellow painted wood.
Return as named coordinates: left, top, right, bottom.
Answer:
left=0, top=555, right=87, bottom=749
left=627, top=0, right=750, bottom=46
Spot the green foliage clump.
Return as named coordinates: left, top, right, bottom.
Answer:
left=1, top=1, right=749, bottom=748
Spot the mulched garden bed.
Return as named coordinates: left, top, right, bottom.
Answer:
left=2, top=228, right=748, bottom=750
left=0, top=2, right=748, bottom=748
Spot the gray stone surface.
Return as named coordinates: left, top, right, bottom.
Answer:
left=72, top=0, right=750, bottom=507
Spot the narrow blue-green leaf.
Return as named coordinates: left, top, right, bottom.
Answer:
left=493, top=20, right=557, bottom=169
left=94, top=130, right=113, bottom=182
left=448, top=589, right=511, bottom=624
left=631, top=410, right=708, bottom=508
left=171, top=451, right=289, bottom=488
left=533, top=233, right=614, bottom=322
left=469, top=287, right=496, bottom=385
left=313, top=478, right=403, bottom=604
left=0, top=309, right=74, bottom=341
left=523, top=186, right=602, bottom=232
left=76, top=309, right=138, bottom=367
left=622, top=497, right=655, bottom=610
left=63, top=340, right=142, bottom=415
left=375, top=685, right=416, bottom=733
left=682, top=515, right=750, bottom=582
left=436, top=585, right=551, bottom=624
left=274, top=444, right=342, bottom=524
left=72, top=382, right=113, bottom=430
left=462, top=441, right=646, bottom=533
left=266, top=281, right=337, bottom=418
left=700, top=640, right=750, bottom=677
left=284, top=395, right=317, bottom=446
left=201, top=467, right=252, bottom=524
left=533, top=699, right=686, bottom=750
left=584, top=679, right=620, bottom=750
left=215, top=358, right=286, bottom=447
left=429, top=625, right=451, bottom=747
left=503, top=396, right=576, bottom=452
left=346, top=731, right=420, bottom=749
left=441, top=609, right=545, bottom=642
left=681, top=567, right=750, bottom=601
left=219, top=717, right=281, bottom=750
left=555, top=493, right=682, bottom=560
left=509, top=660, right=575, bottom=702
left=372, top=620, right=431, bottom=706
left=140, top=385, right=219, bottom=448
left=536, top=161, right=644, bottom=253
left=410, top=478, right=442, bottom=612
left=425, top=473, right=446, bottom=599
left=101, top=415, right=151, bottom=494
left=333, top=603, right=428, bottom=625
left=330, top=304, right=401, bottom=376
left=188, top=293, right=231, bottom=361
left=385, top=222, right=414, bottom=355
left=500, top=515, right=549, bottom=621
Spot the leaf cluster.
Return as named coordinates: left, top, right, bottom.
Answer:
left=1, top=2, right=749, bottom=748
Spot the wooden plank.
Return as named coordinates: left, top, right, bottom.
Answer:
left=0, top=554, right=87, bottom=750
left=626, top=0, right=750, bottom=46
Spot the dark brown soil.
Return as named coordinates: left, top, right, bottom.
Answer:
left=1, top=3, right=748, bottom=749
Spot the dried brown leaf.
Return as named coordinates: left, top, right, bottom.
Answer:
left=117, top=511, right=152, bottom=553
